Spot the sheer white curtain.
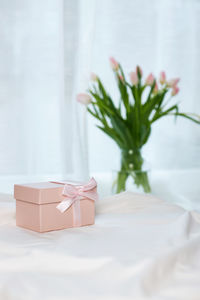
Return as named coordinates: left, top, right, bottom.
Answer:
left=0, top=0, right=95, bottom=188
left=89, top=0, right=200, bottom=173
left=0, top=0, right=200, bottom=193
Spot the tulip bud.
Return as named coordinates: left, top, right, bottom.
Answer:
left=171, top=86, right=179, bottom=96
left=109, top=57, right=119, bottom=71
left=77, top=93, right=92, bottom=105
left=153, top=82, right=158, bottom=93
left=145, top=73, right=154, bottom=85
left=167, top=78, right=180, bottom=88
left=159, top=71, right=166, bottom=84
left=90, top=72, right=97, bottom=81
left=118, top=74, right=124, bottom=82
left=129, top=72, right=138, bottom=85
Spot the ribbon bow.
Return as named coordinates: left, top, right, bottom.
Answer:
left=56, top=177, right=98, bottom=213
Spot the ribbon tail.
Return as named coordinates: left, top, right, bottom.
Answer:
left=56, top=199, right=74, bottom=213
left=72, top=199, right=82, bottom=227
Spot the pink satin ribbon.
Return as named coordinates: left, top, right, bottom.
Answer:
left=52, top=177, right=98, bottom=227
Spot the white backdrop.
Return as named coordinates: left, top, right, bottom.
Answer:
left=0, top=0, right=200, bottom=191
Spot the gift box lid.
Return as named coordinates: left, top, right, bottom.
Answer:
left=14, top=182, right=66, bottom=205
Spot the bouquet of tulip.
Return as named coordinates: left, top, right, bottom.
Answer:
left=77, top=57, right=200, bottom=193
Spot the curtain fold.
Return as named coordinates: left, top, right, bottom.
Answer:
left=0, top=0, right=96, bottom=181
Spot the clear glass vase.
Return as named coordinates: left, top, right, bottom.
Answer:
left=112, top=148, right=151, bottom=194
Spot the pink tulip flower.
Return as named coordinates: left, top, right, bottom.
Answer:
left=171, top=86, right=179, bottom=96
left=145, top=73, right=154, bottom=85
left=109, top=57, right=119, bottom=71
left=159, top=71, right=166, bottom=84
left=129, top=71, right=138, bottom=85
left=119, top=74, right=124, bottom=82
left=154, top=82, right=158, bottom=93
left=77, top=93, right=92, bottom=105
left=136, top=65, right=143, bottom=77
left=167, top=78, right=180, bottom=88
left=90, top=72, right=97, bottom=81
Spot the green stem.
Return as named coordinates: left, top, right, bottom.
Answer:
left=114, top=148, right=151, bottom=193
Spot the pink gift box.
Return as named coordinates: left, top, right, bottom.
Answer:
left=14, top=180, right=97, bottom=233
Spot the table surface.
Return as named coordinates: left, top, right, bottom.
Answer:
left=0, top=189, right=200, bottom=300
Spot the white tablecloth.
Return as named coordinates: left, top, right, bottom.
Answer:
left=0, top=192, right=200, bottom=300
